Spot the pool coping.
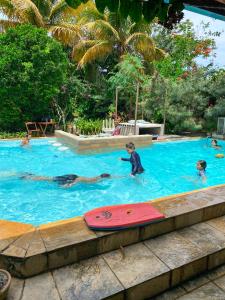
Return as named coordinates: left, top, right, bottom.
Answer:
left=1, top=183, right=225, bottom=278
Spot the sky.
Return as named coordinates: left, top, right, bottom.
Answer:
left=184, top=9, right=225, bottom=68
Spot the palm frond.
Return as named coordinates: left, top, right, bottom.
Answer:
left=72, top=39, right=101, bottom=61
left=11, top=0, right=44, bottom=27
left=0, top=0, right=18, bottom=19
left=76, top=1, right=103, bottom=24
left=125, top=33, right=154, bottom=47
left=50, top=23, right=80, bottom=45
left=50, top=0, right=71, bottom=23
left=31, top=0, right=51, bottom=18
left=77, top=41, right=112, bottom=68
left=155, top=48, right=167, bottom=60
left=84, top=20, right=120, bottom=41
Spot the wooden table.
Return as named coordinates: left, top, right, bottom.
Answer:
left=37, top=122, right=56, bottom=136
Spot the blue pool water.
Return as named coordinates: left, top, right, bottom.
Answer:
left=0, top=138, right=225, bottom=225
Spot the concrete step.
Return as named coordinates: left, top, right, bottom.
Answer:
left=7, top=215, right=225, bottom=300
left=1, top=185, right=225, bottom=278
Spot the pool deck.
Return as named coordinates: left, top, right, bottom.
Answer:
left=1, top=184, right=225, bottom=279
left=4, top=186, right=225, bottom=299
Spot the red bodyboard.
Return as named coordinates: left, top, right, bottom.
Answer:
left=84, top=203, right=165, bottom=230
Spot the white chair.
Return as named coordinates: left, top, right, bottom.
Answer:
left=102, top=118, right=115, bottom=134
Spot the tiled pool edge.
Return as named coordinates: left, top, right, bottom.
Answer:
left=1, top=184, right=225, bottom=278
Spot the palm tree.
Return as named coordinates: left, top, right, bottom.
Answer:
left=72, top=7, right=166, bottom=68
left=0, top=0, right=83, bottom=45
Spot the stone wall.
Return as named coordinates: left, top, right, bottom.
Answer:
left=55, top=130, right=152, bottom=153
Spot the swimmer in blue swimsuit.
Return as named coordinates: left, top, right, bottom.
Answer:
left=120, top=142, right=144, bottom=177
left=20, top=173, right=111, bottom=187
left=196, top=160, right=207, bottom=182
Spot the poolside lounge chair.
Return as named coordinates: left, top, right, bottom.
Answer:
left=25, top=122, right=41, bottom=136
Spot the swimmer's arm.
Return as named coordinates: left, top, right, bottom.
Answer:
left=120, top=157, right=130, bottom=161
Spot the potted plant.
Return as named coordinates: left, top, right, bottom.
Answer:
left=0, top=269, right=11, bottom=300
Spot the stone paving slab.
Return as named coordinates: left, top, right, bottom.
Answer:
left=103, top=243, right=170, bottom=300
left=7, top=278, right=24, bottom=300
left=39, top=217, right=97, bottom=251
left=0, top=220, right=34, bottom=240
left=207, top=215, right=225, bottom=233
left=53, top=255, right=124, bottom=300
left=144, top=231, right=207, bottom=286
left=178, top=222, right=225, bottom=255
left=0, top=220, right=34, bottom=253
left=21, top=272, right=60, bottom=300
left=177, top=282, right=225, bottom=300
left=145, top=232, right=203, bottom=269
left=151, top=263, right=225, bottom=300
left=152, top=286, right=186, bottom=300
left=3, top=229, right=36, bottom=258
left=26, top=230, right=46, bottom=257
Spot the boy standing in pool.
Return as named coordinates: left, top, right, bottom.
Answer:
left=120, top=142, right=144, bottom=177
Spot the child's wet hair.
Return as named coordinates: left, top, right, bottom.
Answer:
left=100, top=173, right=111, bottom=178
left=212, top=139, right=218, bottom=145
left=198, top=160, right=207, bottom=170
left=125, top=142, right=135, bottom=150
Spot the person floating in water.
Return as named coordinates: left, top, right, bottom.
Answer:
left=20, top=173, right=111, bottom=187
left=21, top=134, right=31, bottom=147
left=120, top=142, right=144, bottom=177
left=196, top=160, right=207, bottom=183
left=211, top=139, right=222, bottom=150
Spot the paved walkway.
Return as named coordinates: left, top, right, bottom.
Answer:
left=6, top=264, right=225, bottom=300
left=153, top=264, right=225, bottom=299
left=5, top=215, right=225, bottom=300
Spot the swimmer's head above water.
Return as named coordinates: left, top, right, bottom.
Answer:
left=196, top=160, right=207, bottom=171
left=125, top=142, right=135, bottom=154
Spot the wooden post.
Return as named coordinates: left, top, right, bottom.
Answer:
left=115, top=87, right=119, bottom=120
left=134, top=83, right=139, bottom=135
left=163, top=87, right=167, bottom=134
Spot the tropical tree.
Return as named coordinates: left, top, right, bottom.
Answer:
left=153, top=20, right=216, bottom=80
left=0, top=0, right=83, bottom=45
left=72, top=6, right=166, bottom=68
left=0, top=25, right=68, bottom=131
left=108, top=54, right=150, bottom=119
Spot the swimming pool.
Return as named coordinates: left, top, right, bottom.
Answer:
left=0, top=138, right=225, bottom=225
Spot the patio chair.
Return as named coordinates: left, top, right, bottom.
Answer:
left=102, top=118, right=115, bottom=134
left=25, top=122, right=41, bottom=136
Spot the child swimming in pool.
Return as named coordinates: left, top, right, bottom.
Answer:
left=20, top=173, right=111, bottom=187
left=211, top=139, right=222, bottom=150
left=21, top=134, right=31, bottom=147
left=196, top=160, right=207, bottom=183
left=120, top=142, right=144, bottom=177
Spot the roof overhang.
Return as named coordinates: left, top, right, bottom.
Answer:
left=184, top=0, right=225, bottom=21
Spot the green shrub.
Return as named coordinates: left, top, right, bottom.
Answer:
left=0, top=132, right=27, bottom=139
left=0, top=24, right=68, bottom=131
left=74, top=119, right=102, bottom=135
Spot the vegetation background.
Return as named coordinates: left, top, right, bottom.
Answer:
left=0, top=0, right=224, bottom=135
